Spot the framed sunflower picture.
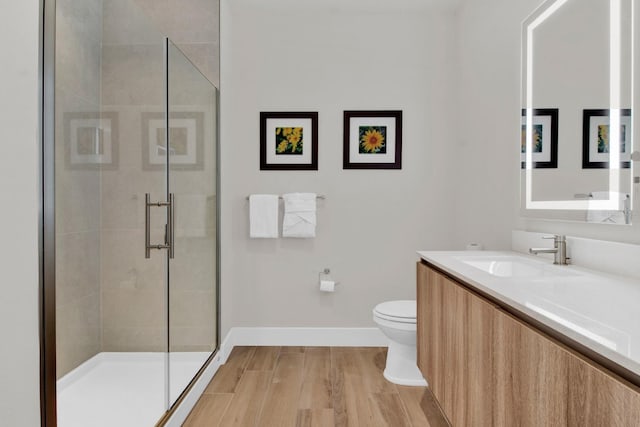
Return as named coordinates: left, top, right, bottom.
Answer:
left=582, top=109, right=632, bottom=169
left=343, top=110, right=402, bottom=169
left=520, top=108, right=558, bottom=169
left=260, top=111, right=318, bottom=170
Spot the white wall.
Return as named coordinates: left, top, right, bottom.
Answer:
left=452, top=0, right=542, bottom=250
left=0, top=1, right=42, bottom=426
left=220, top=0, right=459, bottom=335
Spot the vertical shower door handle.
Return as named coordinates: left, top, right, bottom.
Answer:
left=145, top=193, right=174, bottom=259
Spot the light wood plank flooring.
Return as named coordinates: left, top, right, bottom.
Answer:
left=183, top=346, right=449, bottom=427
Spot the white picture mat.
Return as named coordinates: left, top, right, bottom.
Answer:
left=265, top=118, right=313, bottom=165
left=588, top=115, right=632, bottom=162
left=521, top=114, right=552, bottom=163
left=349, top=117, right=396, bottom=164
left=69, top=117, right=113, bottom=164
left=148, top=118, right=197, bottom=165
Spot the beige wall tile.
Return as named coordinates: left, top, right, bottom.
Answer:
left=56, top=231, right=100, bottom=307
left=54, top=171, right=101, bottom=234
left=56, top=293, right=101, bottom=378
left=102, top=0, right=165, bottom=46
left=55, top=0, right=103, bottom=378
left=169, top=326, right=216, bottom=350
left=173, top=42, right=219, bottom=86
left=170, top=235, right=216, bottom=291
left=101, top=44, right=165, bottom=107
left=100, top=229, right=166, bottom=291
left=56, top=0, right=102, bottom=105
left=131, top=0, right=219, bottom=44
left=170, top=290, right=215, bottom=328
left=101, top=288, right=165, bottom=328
left=102, top=326, right=166, bottom=352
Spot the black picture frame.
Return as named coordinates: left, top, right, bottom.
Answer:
left=582, top=109, right=632, bottom=169
left=343, top=110, right=402, bottom=170
left=520, top=108, right=558, bottom=169
left=260, top=111, right=318, bottom=171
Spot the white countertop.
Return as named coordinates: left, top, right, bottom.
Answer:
left=418, top=250, right=640, bottom=378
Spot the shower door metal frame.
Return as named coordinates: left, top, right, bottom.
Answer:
left=41, top=0, right=57, bottom=425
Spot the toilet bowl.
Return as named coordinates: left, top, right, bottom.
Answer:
left=373, top=300, right=427, bottom=387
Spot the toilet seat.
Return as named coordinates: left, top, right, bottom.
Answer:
left=373, top=300, right=416, bottom=324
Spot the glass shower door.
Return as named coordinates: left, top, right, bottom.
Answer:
left=166, top=40, right=219, bottom=405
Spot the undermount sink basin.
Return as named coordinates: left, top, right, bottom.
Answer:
left=456, top=255, right=576, bottom=278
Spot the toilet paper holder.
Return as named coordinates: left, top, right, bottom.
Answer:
left=319, top=268, right=333, bottom=280
left=319, top=268, right=339, bottom=289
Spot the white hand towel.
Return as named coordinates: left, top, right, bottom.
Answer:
left=282, top=193, right=317, bottom=238
left=587, top=191, right=627, bottom=224
left=249, top=194, right=279, bottom=238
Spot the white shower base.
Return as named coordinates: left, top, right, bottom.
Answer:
left=57, top=352, right=211, bottom=427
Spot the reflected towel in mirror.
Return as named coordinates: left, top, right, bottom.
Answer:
left=587, top=191, right=628, bottom=224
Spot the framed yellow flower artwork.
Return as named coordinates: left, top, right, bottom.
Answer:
left=260, top=111, right=318, bottom=170
left=343, top=110, right=402, bottom=169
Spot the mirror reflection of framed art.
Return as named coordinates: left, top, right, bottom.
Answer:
left=582, top=109, right=632, bottom=169
left=521, top=108, right=558, bottom=169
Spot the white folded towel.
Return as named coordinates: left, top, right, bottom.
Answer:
left=282, top=193, right=317, bottom=238
left=587, top=191, right=628, bottom=224
left=249, top=194, right=279, bottom=238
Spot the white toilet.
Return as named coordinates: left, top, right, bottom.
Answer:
left=373, top=300, right=427, bottom=386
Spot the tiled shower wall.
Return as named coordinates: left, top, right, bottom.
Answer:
left=55, top=0, right=103, bottom=378
left=132, top=0, right=219, bottom=85
left=56, top=0, right=219, bottom=377
left=99, top=0, right=168, bottom=352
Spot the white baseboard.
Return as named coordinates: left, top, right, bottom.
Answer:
left=165, top=352, right=224, bottom=427
left=168, top=327, right=387, bottom=424
left=222, top=327, right=388, bottom=349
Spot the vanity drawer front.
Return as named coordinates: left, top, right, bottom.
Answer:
left=495, top=306, right=640, bottom=427
left=567, top=350, right=640, bottom=426
left=494, top=309, right=570, bottom=426
left=417, top=262, right=494, bottom=426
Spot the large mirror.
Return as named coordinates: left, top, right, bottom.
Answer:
left=521, top=0, right=635, bottom=224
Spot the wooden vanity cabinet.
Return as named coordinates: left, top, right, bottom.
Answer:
left=417, top=263, right=494, bottom=426
left=417, top=261, right=640, bottom=426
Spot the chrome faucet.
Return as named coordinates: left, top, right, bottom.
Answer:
left=529, top=235, right=569, bottom=265
left=623, top=194, right=632, bottom=225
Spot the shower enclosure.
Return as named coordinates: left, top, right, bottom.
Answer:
left=43, top=0, right=219, bottom=425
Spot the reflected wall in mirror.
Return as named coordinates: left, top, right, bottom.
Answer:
left=521, top=0, right=635, bottom=225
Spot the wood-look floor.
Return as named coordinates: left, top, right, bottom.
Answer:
left=183, top=346, right=449, bottom=427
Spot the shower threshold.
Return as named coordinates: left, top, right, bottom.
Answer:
left=57, top=351, right=211, bottom=427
